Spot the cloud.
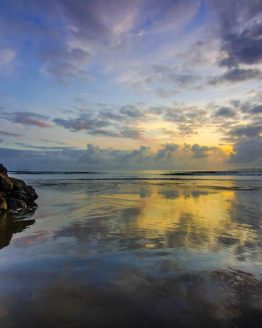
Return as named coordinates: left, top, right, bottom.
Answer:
left=0, top=48, right=16, bottom=66
left=209, top=0, right=262, bottom=67
left=0, top=142, right=224, bottom=171
left=52, top=103, right=212, bottom=140
left=191, top=144, right=211, bottom=158
left=155, top=143, right=179, bottom=160
left=51, top=95, right=261, bottom=142
left=0, top=101, right=215, bottom=143
left=229, top=137, right=262, bottom=166
left=53, top=111, right=145, bottom=139
left=214, top=107, right=236, bottom=118
left=54, top=115, right=108, bottom=131
left=0, top=93, right=259, bottom=147
left=250, top=105, right=262, bottom=115
left=14, top=142, right=74, bottom=151
left=119, top=105, right=146, bottom=119
left=0, top=0, right=200, bottom=81
left=2, top=112, right=52, bottom=128
left=42, top=48, right=91, bottom=82
left=0, top=130, right=20, bottom=137
left=210, top=68, right=261, bottom=84
left=162, top=105, right=208, bottom=135
left=229, top=124, right=262, bottom=138
left=117, top=64, right=198, bottom=94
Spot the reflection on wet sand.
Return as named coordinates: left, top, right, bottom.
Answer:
left=0, top=180, right=261, bottom=327
left=52, top=182, right=261, bottom=258
left=0, top=211, right=35, bottom=249
left=2, top=266, right=262, bottom=327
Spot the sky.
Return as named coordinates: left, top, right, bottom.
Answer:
left=0, top=0, right=261, bottom=170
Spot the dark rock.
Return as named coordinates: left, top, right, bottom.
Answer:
left=6, top=198, right=28, bottom=211
left=9, top=178, right=38, bottom=201
left=0, top=194, right=7, bottom=211
left=9, top=190, right=28, bottom=200
left=0, top=164, right=38, bottom=213
left=9, top=177, right=27, bottom=190
left=0, top=173, right=14, bottom=191
left=25, top=185, right=38, bottom=201
left=0, top=164, right=8, bottom=176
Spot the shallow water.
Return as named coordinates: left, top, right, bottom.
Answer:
left=0, top=176, right=262, bottom=327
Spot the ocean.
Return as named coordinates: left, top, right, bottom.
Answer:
left=0, top=170, right=261, bottom=327
left=10, top=168, right=262, bottom=180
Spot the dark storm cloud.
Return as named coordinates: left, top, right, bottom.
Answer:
left=2, top=112, right=52, bottom=128
left=209, top=0, right=262, bottom=67
left=233, top=100, right=262, bottom=118
left=214, top=107, right=236, bottom=118
left=229, top=138, right=262, bottom=166
left=250, top=105, right=262, bottom=115
left=219, top=27, right=262, bottom=67
left=229, top=124, right=262, bottom=138
left=210, top=68, right=261, bottom=84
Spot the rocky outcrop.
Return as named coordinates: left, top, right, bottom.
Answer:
left=0, top=164, right=38, bottom=213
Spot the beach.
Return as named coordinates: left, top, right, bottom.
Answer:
left=0, top=171, right=262, bottom=327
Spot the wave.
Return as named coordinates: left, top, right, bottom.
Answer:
left=10, top=171, right=100, bottom=175
left=10, top=169, right=262, bottom=182
left=34, top=178, right=261, bottom=192
left=163, top=170, right=262, bottom=176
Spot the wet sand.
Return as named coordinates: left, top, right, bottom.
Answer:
left=0, top=179, right=261, bottom=327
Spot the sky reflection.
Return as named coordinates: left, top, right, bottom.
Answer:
left=0, top=180, right=261, bottom=327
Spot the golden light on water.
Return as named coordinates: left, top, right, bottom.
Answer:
left=90, top=182, right=259, bottom=253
